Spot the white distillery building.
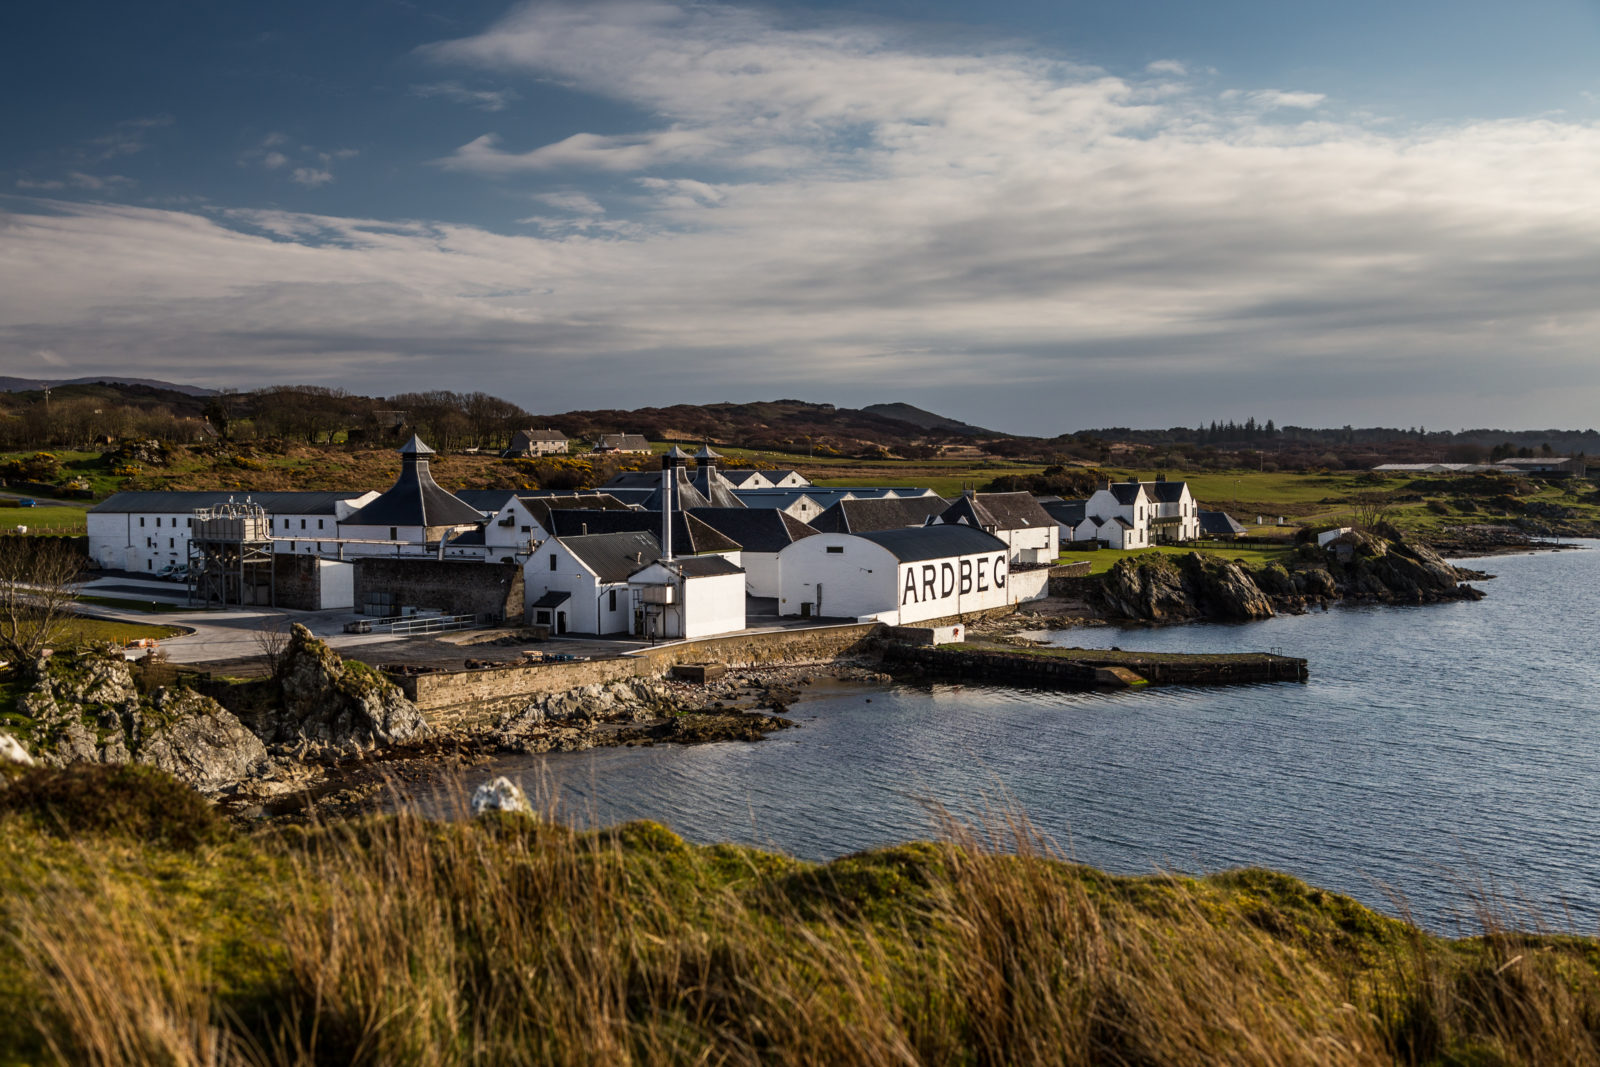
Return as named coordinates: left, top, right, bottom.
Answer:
left=932, top=491, right=1059, bottom=565
left=336, top=436, right=490, bottom=555
left=1081, top=483, right=1152, bottom=550
left=86, top=490, right=378, bottom=573
left=689, top=507, right=818, bottom=598
left=775, top=525, right=1031, bottom=625
left=526, top=530, right=661, bottom=635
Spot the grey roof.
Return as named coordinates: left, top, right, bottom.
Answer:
left=689, top=507, right=818, bottom=553
left=937, top=492, right=1055, bottom=532
left=519, top=493, right=634, bottom=530
left=91, top=490, right=365, bottom=516
left=1142, top=479, right=1189, bottom=503
left=343, top=442, right=486, bottom=528
left=545, top=509, right=742, bottom=555
left=767, top=470, right=808, bottom=484
left=693, top=444, right=722, bottom=460
left=1041, top=499, right=1088, bottom=525
left=646, top=555, right=745, bottom=579
left=531, top=590, right=571, bottom=608
left=511, top=428, right=567, bottom=443
left=733, top=489, right=834, bottom=510
left=560, top=530, right=662, bottom=583
left=595, top=433, right=651, bottom=451
left=454, top=489, right=520, bottom=511
left=853, top=525, right=1008, bottom=563
left=1198, top=509, right=1247, bottom=536
left=810, top=496, right=949, bottom=534
left=603, top=466, right=742, bottom=510
left=720, top=469, right=768, bottom=487
left=1109, top=483, right=1145, bottom=506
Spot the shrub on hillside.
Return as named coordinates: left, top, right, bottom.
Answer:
left=0, top=764, right=227, bottom=850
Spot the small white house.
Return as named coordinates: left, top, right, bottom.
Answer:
left=1082, top=483, right=1152, bottom=549
left=525, top=530, right=660, bottom=635
left=776, top=525, right=1026, bottom=625
left=628, top=556, right=747, bottom=640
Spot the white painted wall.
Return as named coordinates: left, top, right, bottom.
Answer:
left=739, top=551, right=782, bottom=598
left=776, top=534, right=899, bottom=619
left=892, top=548, right=1013, bottom=624
left=683, top=572, right=747, bottom=638
left=523, top=540, right=603, bottom=634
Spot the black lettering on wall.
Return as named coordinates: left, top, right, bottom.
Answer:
left=921, top=564, right=936, bottom=602
left=960, top=558, right=972, bottom=594
left=976, top=557, right=989, bottom=592
left=902, top=567, right=919, bottom=605
left=940, top=562, right=955, bottom=598
left=994, top=554, right=1007, bottom=588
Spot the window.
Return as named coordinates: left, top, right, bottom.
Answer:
left=550, top=554, right=557, bottom=570
left=146, top=560, right=152, bottom=570
left=168, top=538, right=174, bottom=548
left=521, top=525, right=531, bottom=533
left=301, top=519, right=307, bottom=530
left=826, top=545, right=844, bottom=554
left=609, top=590, right=617, bottom=611
left=318, top=519, right=324, bottom=529
left=139, top=517, right=145, bottom=527
left=155, top=517, right=161, bottom=527
left=290, top=541, right=296, bottom=551
left=389, top=527, right=398, bottom=540
left=186, top=517, right=192, bottom=528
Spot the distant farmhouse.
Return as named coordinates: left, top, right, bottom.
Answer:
left=1046, top=475, right=1202, bottom=550
left=502, top=428, right=568, bottom=457
left=591, top=433, right=651, bottom=454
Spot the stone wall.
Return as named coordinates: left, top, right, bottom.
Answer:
left=354, top=558, right=524, bottom=623
left=1048, top=574, right=1102, bottom=598
left=398, top=622, right=882, bottom=729
left=272, top=553, right=322, bottom=610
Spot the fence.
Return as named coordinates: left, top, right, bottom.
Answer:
left=368, top=612, right=479, bottom=636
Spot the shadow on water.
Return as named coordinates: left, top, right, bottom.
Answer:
left=389, top=544, right=1600, bottom=932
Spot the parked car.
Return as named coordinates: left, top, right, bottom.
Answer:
left=16, top=499, right=36, bottom=508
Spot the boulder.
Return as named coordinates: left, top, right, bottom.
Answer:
left=139, top=688, right=271, bottom=793
left=0, top=731, right=32, bottom=766
left=471, top=776, right=532, bottom=815
left=273, top=624, right=428, bottom=749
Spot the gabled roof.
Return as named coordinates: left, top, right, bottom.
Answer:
left=511, top=428, right=568, bottom=443
left=689, top=507, right=818, bottom=553
left=519, top=493, right=634, bottom=530
left=1142, top=480, right=1190, bottom=503
left=1041, top=499, right=1088, bottom=525
left=641, top=555, right=745, bottom=579
left=1108, top=483, right=1146, bottom=506
left=454, top=489, right=521, bottom=512
left=595, top=433, right=651, bottom=451
left=342, top=438, right=485, bottom=528
left=545, top=509, right=741, bottom=555
left=603, top=466, right=743, bottom=510
left=720, top=469, right=770, bottom=487
left=968, top=492, right=1056, bottom=530
left=809, top=496, right=949, bottom=534
left=853, top=525, right=1008, bottom=563
left=560, top=530, right=662, bottom=583
left=766, top=470, right=808, bottom=485
left=91, top=490, right=367, bottom=516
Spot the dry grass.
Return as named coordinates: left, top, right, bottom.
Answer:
left=3, top=770, right=1599, bottom=1065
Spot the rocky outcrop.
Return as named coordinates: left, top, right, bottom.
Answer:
left=1096, top=530, right=1482, bottom=624
left=490, top=677, right=790, bottom=753
left=1098, top=553, right=1274, bottom=623
left=11, top=651, right=271, bottom=794
left=272, top=624, right=428, bottom=750
left=0, top=731, right=31, bottom=766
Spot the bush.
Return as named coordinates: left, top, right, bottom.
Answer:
left=0, top=764, right=227, bottom=850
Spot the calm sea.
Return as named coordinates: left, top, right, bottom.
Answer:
left=416, top=544, right=1600, bottom=931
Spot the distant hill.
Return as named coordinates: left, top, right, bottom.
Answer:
left=0, top=375, right=217, bottom=396
left=861, top=403, right=993, bottom=436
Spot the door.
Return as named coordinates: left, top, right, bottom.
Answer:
left=556, top=611, right=568, bottom=634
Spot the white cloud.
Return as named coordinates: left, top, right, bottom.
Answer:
left=262, top=151, right=289, bottom=169
left=8, top=1, right=1600, bottom=430
left=291, top=167, right=334, bottom=187
left=1146, top=59, right=1187, bottom=76
left=412, top=81, right=519, bottom=111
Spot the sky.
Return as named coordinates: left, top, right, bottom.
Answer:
left=4, top=0, right=1600, bottom=436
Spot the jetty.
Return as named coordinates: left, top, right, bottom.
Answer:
left=882, top=641, right=1307, bottom=688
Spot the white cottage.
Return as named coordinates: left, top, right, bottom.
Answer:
left=1082, top=482, right=1152, bottom=549
left=932, top=491, right=1059, bottom=565
left=525, top=530, right=660, bottom=635
left=628, top=556, right=747, bottom=640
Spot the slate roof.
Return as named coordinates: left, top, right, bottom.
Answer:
left=1198, top=510, right=1247, bottom=536
left=937, top=492, right=1055, bottom=533
left=544, top=509, right=742, bottom=555
left=733, top=489, right=838, bottom=509
left=454, top=489, right=520, bottom=512
left=560, top=530, right=662, bottom=583
left=767, top=470, right=808, bottom=485
left=602, top=467, right=743, bottom=510
left=511, top=428, right=567, bottom=444
left=530, top=590, right=571, bottom=608
left=519, top=493, right=635, bottom=530
left=594, top=433, right=651, bottom=451
left=650, top=555, right=745, bottom=579
left=1142, top=480, right=1189, bottom=503
left=720, top=470, right=770, bottom=488
left=1109, top=483, right=1145, bottom=506
left=1041, top=499, right=1088, bottom=525
left=853, top=525, right=1008, bottom=563
left=91, top=490, right=369, bottom=516
left=689, top=507, right=818, bottom=553
left=809, top=496, right=949, bottom=534
left=342, top=438, right=486, bottom=528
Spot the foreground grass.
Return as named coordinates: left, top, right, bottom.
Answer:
left=2, top=766, right=1598, bottom=1066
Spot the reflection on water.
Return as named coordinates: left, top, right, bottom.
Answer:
left=404, top=545, right=1600, bottom=930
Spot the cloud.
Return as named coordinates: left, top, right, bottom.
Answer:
left=239, top=133, right=353, bottom=186
left=1146, top=59, right=1187, bottom=76
left=262, top=151, right=289, bottom=169
left=8, top=1, right=1600, bottom=431
left=412, top=81, right=518, bottom=111
left=291, top=167, right=334, bottom=187
left=85, top=115, right=173, bottom=162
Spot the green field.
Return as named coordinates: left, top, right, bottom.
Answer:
left=1060, top=541, right=1296, bottom=576
left=0, top=504, right=88, bottom=534
left=50, top=614, right=187, bottom=647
